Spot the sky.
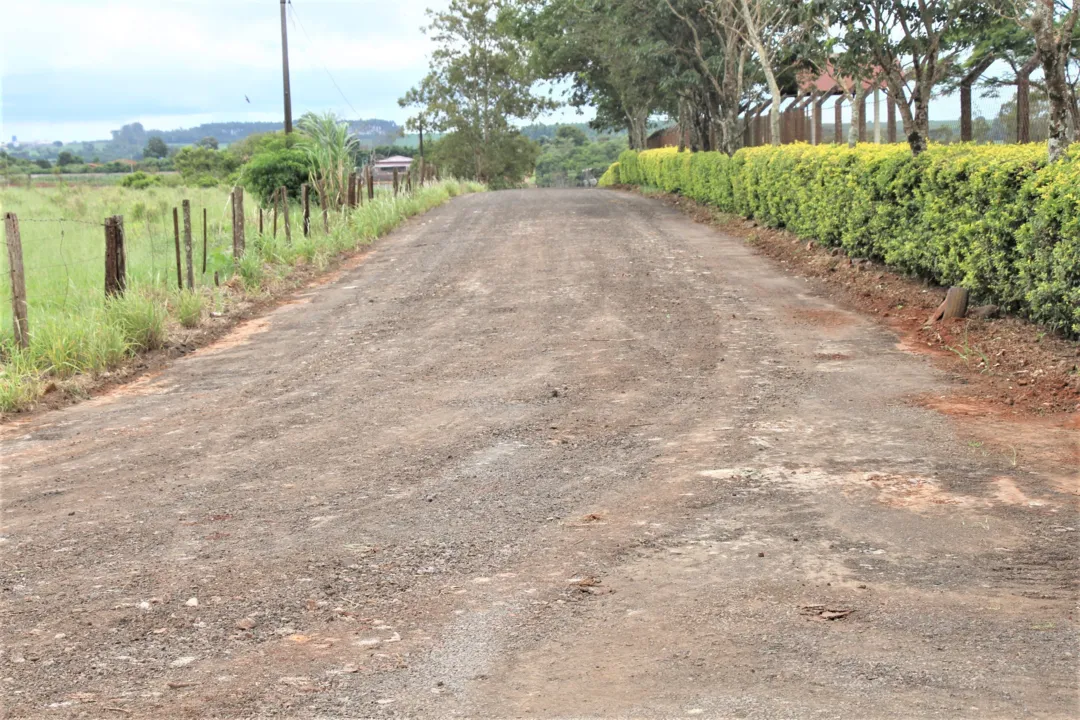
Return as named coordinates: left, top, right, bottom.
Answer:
left=1, top=0, right=1008, bottom=145
left=0, top=0, right=587, bottom=143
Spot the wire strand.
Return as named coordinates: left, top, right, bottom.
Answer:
left=287, top=0, right=363, bottom=121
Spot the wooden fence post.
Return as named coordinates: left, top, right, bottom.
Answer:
left=232, top=186, right=245, bottom=260
left=347, top=172, right=356, bottom=208
left=282, top=187, right=291, bottom=243
left=367, top=167, right=374, bottom=201
left=258, top=207, right=264, bottom=235
left=406, top=169, right=412, bottom=193
left=393, top=168, right=399, bottom=196
left=202, top=208, right=208, bottom=275
left=273, top=188, right=279, bottom=237
left=4, top=213, right=29, bottom=349
left=357, top=175, right=363, bottom=206
left=302, top=184, right=311, bottom=237
left=182, top=200, right=194, bottom=290
left=419, top=157, right=426, bottom=187
left=173, top=207, right=183, bottom=290
left=104, top=215, right=127, bottom=297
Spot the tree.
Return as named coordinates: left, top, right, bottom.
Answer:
left=834, top=0, right=994, bottom=155
left=143, top=136, right=168, bottom=159
left=401, top=0, right=555, bottom=184
left=196, top=136, right=220, bottom=150
left=52, top=140, right=63, bottom=147
left=1004, top=0, right=1079, bottom=161
left=56, top=151, right=83, bottom=166
left=173, top=145, right=239, bottom=183
left=555, top=125, right=588, bottom=146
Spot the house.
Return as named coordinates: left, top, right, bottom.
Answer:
left=646, top=126, right=691, bottom=150
left=373, top=155, right=413, bottom=173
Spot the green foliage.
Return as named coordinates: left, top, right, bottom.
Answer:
left=174, top=145, right=240, bottom=183
left=296, top=111, right=358, bottom=210
left=119, top=171, right=163, bottom=189
left=175, top=291, right=204, bottom=329
left=598, top=162, right=620, bottom=186
left=610, top=145, right=1079, bottom=337
left=108, top=291, right=168, bottom=352
left=241, top=144, right=309, bottom=205
left=400, top=0, right=555, bottom=185
left=534, top=131, right=625, bottom=187
left=56, top=151, right=83, bottom=166
left=429, top=130, right=539, bottom=189
left=144, top=136, right=169, bottom=159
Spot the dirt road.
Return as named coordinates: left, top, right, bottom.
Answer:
left=2, top=189, right=1077, bottom=719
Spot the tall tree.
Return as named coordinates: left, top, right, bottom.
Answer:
left=143, top=136, right=169, bottom=159
left=400, top=0, right=554, bottom=183
left=835, top=0, right=992, bottom=155
left=1004, top=0, right=1079, bottom=161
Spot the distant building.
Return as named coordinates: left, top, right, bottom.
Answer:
left=646, top=126, right=691, bottom=150
left=373, top=155, right=413, bottom=173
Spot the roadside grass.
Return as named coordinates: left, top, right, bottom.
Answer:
left=0, top=179, right=484, bottom=412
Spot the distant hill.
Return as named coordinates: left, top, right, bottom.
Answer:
left=6, top=118, right=407, bottom=164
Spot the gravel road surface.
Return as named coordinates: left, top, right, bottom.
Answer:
left=2, top=189, right=1077, bottom=719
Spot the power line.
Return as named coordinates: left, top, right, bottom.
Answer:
left=286, top=0, right=363, bottom=121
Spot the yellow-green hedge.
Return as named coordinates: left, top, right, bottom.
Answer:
left=598, top=162, right=621, bottom=186
left=608, top=145, right=1079, bottom=336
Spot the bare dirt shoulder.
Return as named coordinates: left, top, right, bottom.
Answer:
left=634, top=187, right=1080, bottom=416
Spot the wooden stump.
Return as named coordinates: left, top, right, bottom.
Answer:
left=926, top=287, right=969, bottom=324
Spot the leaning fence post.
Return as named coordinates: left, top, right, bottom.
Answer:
left=4, top=212, right=29, bottom=348
left=282, top=187, right=291, bottom=243
left=302, top=184, right=311, bottom=237
left=232, top=186, right=245, bottom=260
left=173, top=207, right=183, bottom=290
left=182, top=200, right=195, bottom=290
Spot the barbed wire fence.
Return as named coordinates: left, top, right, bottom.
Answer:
left=1, top=162, right=438, bottom=349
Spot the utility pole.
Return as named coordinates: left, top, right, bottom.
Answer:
left=280, top=0, right=293, bottom=134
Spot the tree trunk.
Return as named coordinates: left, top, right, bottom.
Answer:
left=848, top=82, right=867, bottom=148
left=1031, top=2, right=1079, bottom=161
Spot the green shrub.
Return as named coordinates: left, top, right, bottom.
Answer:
left=598, top=162, right=621, bottom=186
left=241, top=146, right=310, bottom=204
left=120, top=171, right=162, bottom=189
left=606, top=144, right=1079, bottom=337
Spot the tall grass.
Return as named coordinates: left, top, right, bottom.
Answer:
left=0, top=178, right=484, bottom=412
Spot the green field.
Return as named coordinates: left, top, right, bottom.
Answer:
left=0, top=179, right=484, bottom=410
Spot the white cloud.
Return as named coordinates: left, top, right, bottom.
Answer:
left=1, top=0, right=439, bottom=74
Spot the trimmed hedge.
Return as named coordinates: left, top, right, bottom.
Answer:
left=605, top=144, right=1079, bottom=337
